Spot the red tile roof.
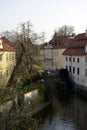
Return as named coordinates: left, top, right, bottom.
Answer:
left=1, top=37, right=13, bottom=46
left=48, top=35, right=74, bottom=49
left=49, top=35, right=68, bottom=45
left=63, top=48, right=85, bottom=55
left=53, top=38, right=74, bottom=49
left=62, top=31, right=87, bottom=56
left=0, top=37, right=16, bottom=51
left=63, top=40, right=87, bottom=55
left=75, top=33, right=87, bottom=40
left=44, top=33, right=87, bottom=56
left=68, top=40, right=87, bottom=48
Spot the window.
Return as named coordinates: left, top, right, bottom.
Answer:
left=85, top=57, right=87, bottom=63
left=55, top=52, right=58, bottom=56
left=0, top=54, right=2, bottom=61
left=56, top=51, right=58, bottom=56
left=66, top=66, right=68, bottom=70
left=73, top=67, right=75, bottom=74
left=77, top=68, right=80, bottom=75
left=9, top=54, right=11, bottom=60
left=12, top=53, right=14, bottom=60
left=6, top=54, right=8, bottom=60
left=77, top=58, right=79, bottom=63
left=55, top=62, right=58, bottom=66
left=69, top=66, right=71, bottom=72
left=73, top=58, right=75, bottom=62
left=66, top=57, right=68, bottom=61
left=54, top=62, right=55, bottom=66
left=85, top=69, right=87, bottom=76
left=69, top=57, right=71, bottom=62
left=77, top=78, right=79, bottom=81
left=52, top=62, right=54, bottom=66
left=6, top=70, right=9, bottom=77
left=0, top=71, right=3, bottom=78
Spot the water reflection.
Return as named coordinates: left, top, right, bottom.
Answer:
left=39, top=92, right=87, bottom=130
left=42, top=114, right=78, bottom=130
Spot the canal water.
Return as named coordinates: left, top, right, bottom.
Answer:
left=36, top=92, right=87, bottom=130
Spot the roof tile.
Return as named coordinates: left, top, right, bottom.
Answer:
left=0, top=37, right=15, bottom=51
left=63, top=48, right=85, bottom=55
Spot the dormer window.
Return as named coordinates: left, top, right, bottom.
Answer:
left=0, top=39, right=3, bottom=49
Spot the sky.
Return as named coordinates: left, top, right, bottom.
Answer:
left=0, top=0, right=87, bottom=41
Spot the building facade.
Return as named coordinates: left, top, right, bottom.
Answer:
left=41, top=43, right=53, bottom=70
left=0, top=37, right=16, bottom=88
left=63, top=33, right=87, bottom=86
left=40, top=35, right=73, bottom=70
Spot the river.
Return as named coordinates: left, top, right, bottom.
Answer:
left=35, top=91, right=87, bottom=130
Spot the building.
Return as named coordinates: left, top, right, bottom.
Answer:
left=40, top=42, right=53, bottom=70
left=63, top=32, right=87, bottom=86
left=0, top=37, right=16, bottom=88
left=41, top=35, right=73, bottom=70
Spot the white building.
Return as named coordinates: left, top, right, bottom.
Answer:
left=63, top=34, right=87, bottom=86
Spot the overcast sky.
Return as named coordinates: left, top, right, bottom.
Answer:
left=0, top=0, right=87, bottom=41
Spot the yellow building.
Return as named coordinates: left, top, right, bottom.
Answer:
left=0, top=37, right=16, bottom=88
left=53, top=46, right=66, bottom=69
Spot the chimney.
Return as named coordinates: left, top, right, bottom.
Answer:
left=85, top=45, right=87, bottom=53
left=86, top=30, right=87, bottom=37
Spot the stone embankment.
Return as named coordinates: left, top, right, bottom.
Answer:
left=74, top=83, right=87, bottom=99
left=0, top=89, right=52, bottom=116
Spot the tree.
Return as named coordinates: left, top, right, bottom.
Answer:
left=0, top=21, right=44, bottom=130
left=54, top=25, right=74, bottom=36
left=0, top=21, right=44, bottom=89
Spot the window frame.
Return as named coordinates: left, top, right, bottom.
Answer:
left=73, top=57, right=75, bottom=62
left=66, top=57, right=68, bottom=61
left=77, top=67, right=80, bottom=75
left=73, top=67, right=75, bottom=74
left=77, top=58, right=79, bottom=63
left=0, top=71, right=3, bottom=78
left=69, top=57, right=71, bottom=62
left=0, top=54, right=2, bottom=61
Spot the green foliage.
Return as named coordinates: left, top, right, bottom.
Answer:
left=0, top=89, right=16, bottom=104
left=0, top=21, right=45, bottom=130
left=3, top=21, right=44, bottom=89
left=0, top=105, right=41, bottom=130
left=17, top=82, right=46, bottom=96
